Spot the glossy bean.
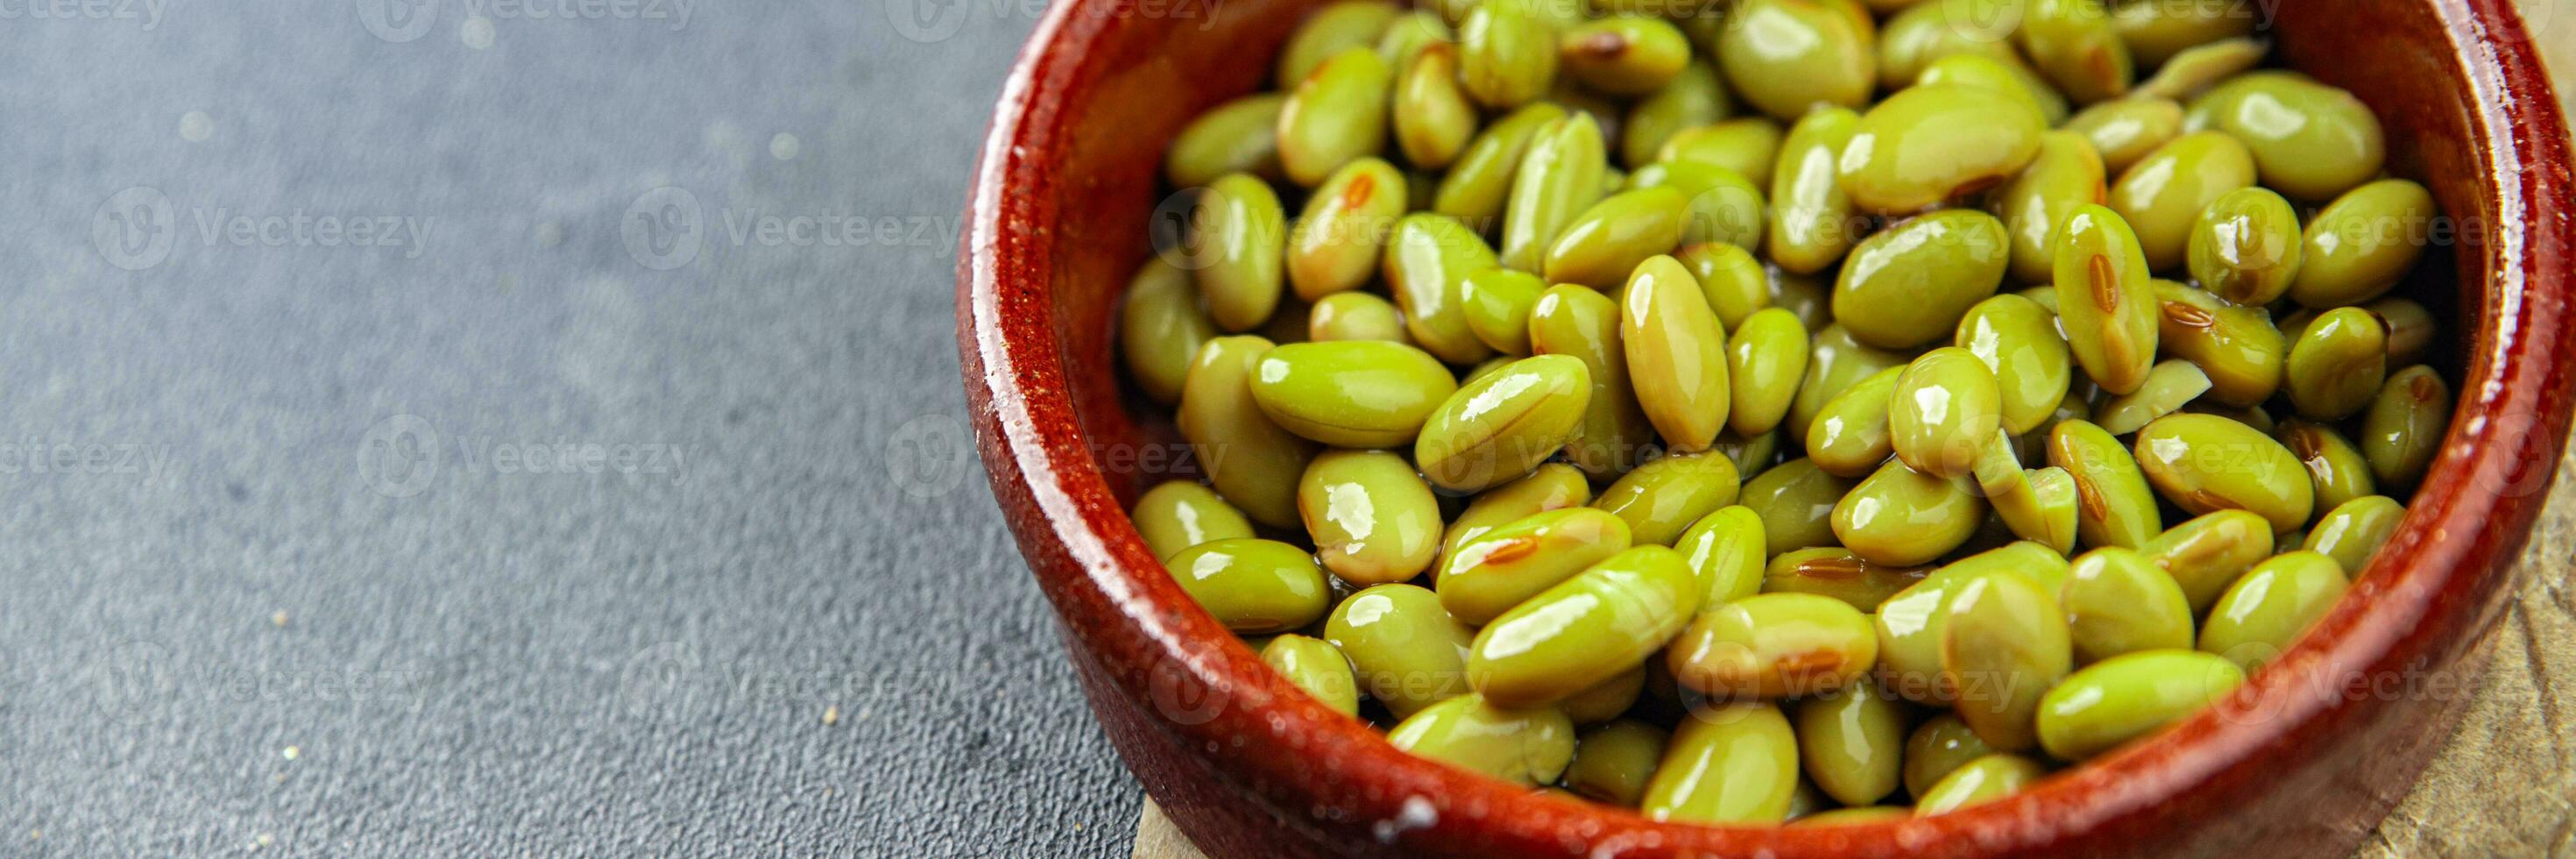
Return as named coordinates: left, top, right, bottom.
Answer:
left=1168, top=94, right=1287, bottom=188
left=1532, top=284, right=1657, bottom=478
left=2048, top=419, right=2162, bottom=549
left=1794, top=683, right=1907, bottom=806
left=1438, top=508, right=1634, bottom=625
left=2304, top=495, right=2404, bottom=573
left=1741, top=458, right=1859, bottom=557
left=1415, top=354, right=1593, bottom=493
left=1278, top=47, right=1396, bottom=188
left=2198, top=550, right=2348, bottom=672
left=1471, top=545, right=1702, bottom=706
left=1133, top=480, right=1256, bottom=561
left=2061, top=547, right=2194, bottom=664
left=1178, top=337, right=1320, bottom=527
left=1389, top=693, right=1578, bottom=784
left=1546, top=187, right=1692, bottom=289
left=1166, top=539, right=1333, bottom=634
left=2360, top=365, right=2450, bottom=492
left=1833, top=459, right=1985, bottom=566
left=1384, top=213, right=1502, bottom=364
left=2283, top=306, right=2388, bottom=421
left=2035, top=650, right=2243, bottom=760
left=1329, top=583, right=1476, bottom=718
left=1594, top=451, right=1743, bottom=547
left=1262, top=634, right=1362, bottom=715
left=1122, top=259, right=1219, bottom=404
left=1767, top=107, right=1865, bottom=273
left=1640, top=702, right=1799, bottom=824
left=1838, top=83, right=2046, bottom=216
left=2053, top=204, right=2160, bottom=395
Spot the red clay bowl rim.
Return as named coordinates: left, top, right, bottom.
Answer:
left=958, top=0, right=2576, bottom=853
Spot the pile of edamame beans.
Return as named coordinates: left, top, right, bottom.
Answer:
left=1119, top=0, right=2452, bottom=824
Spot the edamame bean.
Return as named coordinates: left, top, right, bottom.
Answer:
left=1669, top=592, right=1879, bottom=699
left=2361, top=365, right=2450, bottom=491
left=1626, top=160, right=1766, bottom=250
left=1726, top=309, right=1809, bottom=437
left=1657, top=118, right=1784, bottom=188
left=2094, top=359, right=2211, bottom=436
left=2053, top=205, right=2160, bottom=395
left=1956, top=294, right=2075, bottom=434
left=1263, top=634, right=1362, bottom=715
left=1417, top=354, right=1593, bottom=493
left=1992, top=131, right=2109, bottom=287
left=1166, top=538, right=1333, bottom=634
left=1192, top=174, right=1289, bottom=331
left=1713, top=429, right=1782, bottom=484
left=2304, top=495, right=2404, bottom=573
left=2064, top=96, right=2183, bottom=177
left=1564, top=719, right=1670, bottom=806
left=1891, top=347, right=2006, bottom=479
left=2109, top=131, right=2256, bottom=273
left=1641, top=702, right=1799, bottom=824
left=1532, top=284, right=1656, bottom=478
left=2061, top=547, right=2194, bottom=664
left=1763, top=548, right=1931, bottom=613
left=1122, top=259, right=1219, bottom=404
left=1461, top=267, right=1546, bottom=355
left=1834, top=209, right=2011, bottom=350
left=2048, top=419, right=2162, bottom=549
left=1767, top=107, right=1864, bottom=273
left=1167, top=94, right=1287, bottom=188
left=1291, top=160, right=1407, bottom=302
left=2187, top=186, right=2304, bottom=307
left=2036, top=650, right=2243, bottom=760
left=2193, top=72, right=2386, bottom=202
left=1838, top=84, right=2046, bottom=216
left=1178, top=337, right=1320, bottom=527
left=1438, top=508, right=1634, bottom=625
left=1277, top=2, right=1405, bottom=89
left=2288, top=179, right=2438, bottom=309
left=2283, top=306, right=2388, bottom=421
left=2152, top=280, right=2287, bottom=407
left=1741, top=458, right=1858, bottom=557
left=1502, top=114, right=1610, bottom=273
left=1915, top=53, right=2070, bottom=128
left=2018, top=0, right=2132, bottom=104
left=1389, top=693, right=1578, bottom=784
left=1623, top=255, right=1732, bottom=451
left=1902, top=713, right=1995, bottom=799
left=1563, top=664, right=1650, bottom=724
left=1715, top=0, right=1875, bottom=122
left=2371, top=297, right=2437, bottom=366
left=1376, top=9, right=1451, bottom=70
left=1676, top=506, right=1768, bottom=608
left=1877, top=0, right=2019, bottom=89
left=1471, top=545, right=1702, bottom=705
left=1622, top=60, right=1728, bottom=169
left=1435, top=103, right=1568, bottom=224
left=1385, top=213, right=1502, bottom=364
left=1807, top=366, right=1902, bottom=478
left=2133, top=414, right=2315, bottom=533
left=1789, top=323, right=1912, bottom=441
left=1874, top=542, right=2071, bottom=701
left=1560, top=16, right=1691, bottom=96
left=1329, top=583, right=1476, bottom=718
left=1546, top=188, right=1692, bottom=288
left=1794, top=682, right=1906, bottom=806
left=1941, top=570, right=2072, bottom=751
left=1833, top=458, right=1985, bottom=566
left=1594, top=451, right=1743, bottom=546
left=1458, top=0, right=1560, bottom=110
left=1300, top=451, right=1446, bottom=586
left=1250, top=340, right=1459, bottom=448
left=1134, top=480, right=1256, bottom=561
left=1278, top=47, right=1396, bottom=188
left=2135, top=36, right=2266, bottom=102
left=2141, top=509, right=2274, bottom=614
left=2275, top=419, right=2376, bottom=514
left=1443, top=462, right=1593, bottom=558
left=1914, top=753, right=2048, bottom=815
left=2198, top=550, right=2347, bottom=671
left=1395, top=44, right=1481, bottom=170
left=1310, top=292, right=1411, bottom=344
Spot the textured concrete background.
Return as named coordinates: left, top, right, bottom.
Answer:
left=0, top=1, right=1135, bottom=855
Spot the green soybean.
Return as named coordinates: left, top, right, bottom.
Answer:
left=2276, top=419, right=2377, bottom=514
left=1278, top=47, right=1396, bottom=188
left=2036, top=650, right=2243, bottom=760
left=1877, top=0, right=2020, bottom=89
left=2109, top=131, right=2256, bottom=273
left=2304, top=495, right=2405, bottom=573
left=1559, top=15, right=1690, bottom=96
left=1992, top=131, right=2110, bottom=286
left=1122, top=259, right=1220, bottom=404
left=1833, top=458, right=1985, bottom=566
left=1546, top=187, right=1692, bottom=289
left=1838, top=83, right=2046, bottom=216
left=2141, top=509, right=2274, bottom=614
left=1726, top=308, right=1809, bottom=437
left=2133, top=413, right=2315, bottom=533
left=1502, top=114, right=1609, bottom=273
left=1384, top=213, right=1501, bottom=364
left=1457, top=0, right=1560, bottom=110
left=2361, top=365, right=2451, bottom=492
left=1329, top=583, right=1476, bottom=718
left=1388, top=693, right=1578, bottom=784
left=1657, top=118, right=1784, bottom=188
left=1902, top=713, right=1997, bottom=799
left=1668, top=592, right=1879, bottom=699
left=2062, top=547, right=2195, bottom=664
left=1192, top=174, right=1289, bottom=331
left=1435, top=103, right=1568, bottom=224
left=2094, top=359, right=2212, bottom=436
left=1793, top=682, right=1907, bottom=806
left=1178, top=336, right=1320, bottom=528
left=1623, top=254, right=1732, bottom=451
left=2283, top=306, right=2388, bottom=421
left=1833, top=209, right=2011, bottom=350
left=1461, top=266, right=1546, bottom=355
left=1914, top=53, right=2071, bottom=129
left=1564, top=719, right=1670, bottom=806
left=2288, top=179, right=2438, bottom=309
left=1277, top=2, right=1405, bottom=89
left=2194, top=72, right=2386, bottom=202
left=1641, top=702, right=1799, bottom=825
left=1438, top=507, right=1633, bottom=625
left=1299, top=450, right=1446, bottom=586
left=2064, top=96, right=2183, bottom=177
left=2198, top=550, right=2348, bottom=672
left=1290, top=160, right=1407, bottom=302
left=1443, top=462, right=1593, bottom=558
left=1622, top=60, right=1729, bottom=169
left=1250, top=340, right=1458, bottom=448
left=1593, top=451, right=1743, bottom=547
left=1133, top=480, right=1256, bottom=561
left=2110, top=0, right=2257, bottom=67
left=1941, top=570, right=2072, bottom=752
left=1914, top=753, right=2049, bottom=815
left=2053, top=204, right=2160, bottom=395
left=1956, top=294, right=2075, bottom=434
left=1417, top=354, right=1593, bottom=493
left=1626, top=160, right=1766, bottom=250
left=1873, top=542, right=2072, bottom=702
left=1891, top=346, right=2006, bottom=479
left=1807, top=366, right=1903, bottom=479
left=2187, top=186, right=2304, bottom=307
left=1676, top=506, right=1769, bottom=608
left=1532, top=284, right=1656, bottom=478
left=1167, top=94, right=1286, bottom=189
left=2048, top=419, right=2162, bottom=549
left=1395, top=43, right=1481, bottom=170
left=1763, top=548, right=1932, bottom=613
left=2152, top=280, right=2287, bottom=407
left=1789, top=323, right=1913, bottom=441
left=2018, top=0, right=2133, bottom=104
left=1309, top=291, right=1411, bottom=344
left=1166, top=538, right=1333, bottom=634
left=1741, top=458, right=1860, bottom=557
left=1262, top=634, right=1362, bottom=715
left=1470, top=545, right=1701, bottom=706
left=1766, top=106, right=1864, bottom=274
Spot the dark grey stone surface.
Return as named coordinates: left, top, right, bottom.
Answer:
left=0, top=1, right=1139, bottom=855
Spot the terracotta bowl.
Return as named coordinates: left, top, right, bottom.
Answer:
left=957, top=1, right=2575, bottom=855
